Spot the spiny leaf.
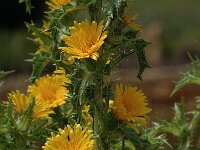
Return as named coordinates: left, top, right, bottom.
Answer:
left=155, top=119, right=182, bottom=137
left=102, top=112, right=118, bottom=132
left=141, top=127, right=170, bottom=150
left=48, top=4, right=88, bottom=32
left=171, top=55, right=200, bottom=95
left=173, top=98, right=187, bottom=125
left=76, top=0, right=92, bottom=5
left=132, top=39, right=150, bottom=80
left=25, top=22, right=51, bottom=45
left=112, top=0, right=127, bottom=17
left=0, top=70, right=14, bottom=79
left=18, top=0, right=32, bottom=14
left=122, top=126, right=149, bottom=150
left=27, top=54, right=49, bottom=83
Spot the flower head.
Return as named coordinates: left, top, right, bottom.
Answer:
left=46, top=0, right=71, bottom=10
left=42, top=124, right=95, bottom=150
left=28, top=74, right=69, bottom=108
left=82, top=105, right=93, bottom=126
left=112, top=84, right=152, bottom=131
left=32, top=100, right=54, bottom=119
left=54, top=68, right=71, bottom=84
left=8, top=90, right=30, bottom=113
left=60, top=20, right=108, bottom=61
left=8, top=90, right=54, bottom=119
left=122, top=13, right=143, bottom=32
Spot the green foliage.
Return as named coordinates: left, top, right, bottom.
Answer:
left=148, top=57, right=200, bottom=149
left=0, top=70, right=14, bottom=87
left=0, top=100, right=54, bottom=149
left=122, top=126, right=149, bottom=150
left=0, top=70, right=14, bottom=79
left=18, top=0, right=32, bottom=14
left=2, top=0, right=153, bottom=149
left=172, top=55, right=200, bottom=95
left=27, top=53, right=50, bottom=83
left=151, top=99, right=200, bottom=149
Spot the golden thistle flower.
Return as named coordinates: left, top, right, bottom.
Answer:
left=60, top=20, right=108, bottom=61
left=82, top=105, right=93, bottom=126
left=8, top=90, right=54, bottom=119
left=32, top=100, right=54, bottom=119
left=42, top=124, right=95, bottom=150
left=46, top=0, right=71, bottom=10
left=8, top=90, right=30, bottom=113
left=28, top=74, right=69, bottom=108
left=53, top=68, right=71, bottom=84
left=112, top=84, right=152, bottom=132
left=122, top=13, right=144, bottom=32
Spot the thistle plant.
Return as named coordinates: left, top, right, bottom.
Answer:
left=0, top=0, right=199, bottom=149
left=0, top=0, right=152, bottom=149
left=143, top=56, right=200, bottom=150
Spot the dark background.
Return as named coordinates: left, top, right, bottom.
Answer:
left=0, top=0, right=44, bottom=72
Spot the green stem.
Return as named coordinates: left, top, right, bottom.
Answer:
left=122, top=138, right=125, bottom=150
left=78, top=70, right=91, bottom=105
left=91, top=0, right=103, bottom=22
left=18, top=99, right=35, bottom=131
left=178, top=110, right=200, bottom=149
left=30, top=59, right=48, bottom=83
left=94, top=107, right=100, bottom=149
left=94, top=79, right=100, bottom=149
left=94, top=75, right=105, bottom=149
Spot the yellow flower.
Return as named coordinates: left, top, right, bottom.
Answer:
left=122, top=13, right=143, bottom=32
left=8, top=90, right=54, bottom=119
left=82, top=105, right=93, bottom=126
left=42, top=124, right=95, bottom=150
left=60, top=20, right=108, bottom=61
left=112, top=84, right=152, bottom=132
left=28, top=74, right=69, bottom=108
left=8, top=90, right=30, bottom=113
left=32, top=100, right=54, bottom=119
left=46, top=0, right=71, bottom=10
left=53, top=68, right=71, bottom=84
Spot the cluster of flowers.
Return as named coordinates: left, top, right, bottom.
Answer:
left=5, top=0, right=152, bottom=149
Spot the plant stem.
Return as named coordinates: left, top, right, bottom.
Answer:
left=178, top=107, right=200, bottom=149
left=92, top=0, right=103, bottom=22
left=94, top=77, right=100, bottom=149
left=94, top=107, right=100, bottom=149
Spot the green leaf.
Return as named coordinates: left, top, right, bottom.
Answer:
left=48, top=4, right=88, bottom=32
left=18, top=0, right=32, bottom=14
left=132, top=39, right=151, bottom=80
left=112, top=0, right=127, bottom=17
left=76, top=0, right=92, bottom=5
left=141, top=127, right=170, bottom=150
left=102, top=112, right=118, bottom=132
left=171, top=55, right=200, bottom=95
left=0, top=70, right=14, bottom=79
left=17, top=99, right=35, bottom=131
left=25, top=22, right=51, bottom=45
left=121, top=126, right=149, bottom=150
left=155, top=120, right=182, bottom=137
left=173, top=98, right=187, bottom=125
left=27, top=53, right=49, bottom=83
